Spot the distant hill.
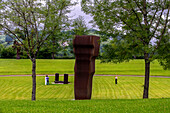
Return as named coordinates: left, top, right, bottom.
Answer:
left=0, top=29, right=100, bottom=48
left=0, top=35, right=13, bottom=47
left=0, top=35, right=6, bottom=44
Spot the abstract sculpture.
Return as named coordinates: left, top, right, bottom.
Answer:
left=73, top=35, right=100, bottom=100
left=54, top=73, right=70, bottom=84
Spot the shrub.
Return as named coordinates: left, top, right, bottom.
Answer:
left=1, top=47, right=16, bottom=58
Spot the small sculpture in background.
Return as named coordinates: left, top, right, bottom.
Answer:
left=54, top=73, right=70, bottom=84
left=115, top=75, right=118, bottom=84
left=45, top=75, right=49, bottom=85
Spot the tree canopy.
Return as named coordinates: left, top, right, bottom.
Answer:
left=0, top=0, right=76, bottom=100
left=0, top=0, right=75, bottom=60
left=81, top=0, right=170, bottom=98
left=71, top=15, right=88, bottom=35
left=82, top=0, right=169, bottom=66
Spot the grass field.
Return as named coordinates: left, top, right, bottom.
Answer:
left=0, top=59, right=169, bottom=112
left=0, top=99, right=170, bottom=113
left=0, top=76, right=170, bottom=112
left=0, top=59, right=170, bottom=76
left=0, top=76, right=169, bottom=100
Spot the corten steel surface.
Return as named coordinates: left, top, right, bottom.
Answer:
left=73, top=35, right=100, bottom=100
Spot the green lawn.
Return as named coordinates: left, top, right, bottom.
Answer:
left=0, top=99, right=169, bottom=113
left=0, top=59, right=169, bottom=112
left=0, top=76, right=169, bottom=100
left=0, top=59, right=169, bottom=76
left=0, top=76, right=170, bottom=112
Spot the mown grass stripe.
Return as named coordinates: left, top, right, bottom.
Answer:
left=127, top=81, right=142, bottom=99
left=149, top=78, right=170, bottom=98
left=107, top=78, right=116, bottom=99
left=0, top=76, right=169, bottom=100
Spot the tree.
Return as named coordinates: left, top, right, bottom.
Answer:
left=71, top=15, right=88, bottom=35
left=0, top=44, right=4, bottom=57
left=46, top=30, right=72, bottom=59
left=48, top=31, right=62, bottom=59
left=81, top=0, right=170, bottom=98
left=12, top=41, right=22, bottom=59
left=67, top=15, right=89, bottom=57
left=0, top=0, right=75, bottom=100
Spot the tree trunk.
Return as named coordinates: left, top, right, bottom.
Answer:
left=143, top=53, right=150, bottom=99
left=52, top=52, right=55, bottom=59
left=32, top=58, right=36, bottom=101
left=52, top=37, right=55, bottom=59
left=16, top=48, right=20, bottom=59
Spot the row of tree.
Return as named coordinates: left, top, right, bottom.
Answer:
left=0, top=43, right=74, bottom=59
left=0, top=25, right=97, bottom=59
left=0, top=0, right=169, bottom=100
left=0, top=45, right=16, bottom=58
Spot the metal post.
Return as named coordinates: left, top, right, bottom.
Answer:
left=55, top=73, right=59, bottom=83
left=64, top=74, right=68, bottom=84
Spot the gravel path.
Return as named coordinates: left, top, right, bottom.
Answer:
left=0, top=74, right=170, bottom=78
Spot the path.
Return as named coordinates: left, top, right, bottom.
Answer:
left=0, top=74, right=170, bottom=78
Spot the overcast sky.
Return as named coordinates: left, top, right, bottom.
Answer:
left=69, top=0, right=93, bottom=28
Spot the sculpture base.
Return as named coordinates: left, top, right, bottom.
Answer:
left=53, top=81, right=70, bottom=84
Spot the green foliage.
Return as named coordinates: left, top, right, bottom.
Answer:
left=20, top=50, right=29, bottom=59
left=0, top=99, right=169, bottom=113
left=71, top=15, right=88, bottom=35
left=44, top=30, right=74, bottom=59
left=0, top=0, right=76, bottom=59
left=101, top=36, right=144, bottom=63
left=0, top=44, right=4, bottom=57
left=156, top=34, right=170, bottom=70
left=0, top=0, right=77, bottom=101
left=81, top=0, right=170, bottom=69
left=1, top=47, right=16, bottom=58
left=0, top=59, right=169, bottom=76
left=37, top=47, right=52, bottom=59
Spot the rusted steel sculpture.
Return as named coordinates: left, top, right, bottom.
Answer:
left=73, top=35, right=100, bottom=100
left=54, top=73, right=70, bottom=84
